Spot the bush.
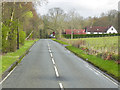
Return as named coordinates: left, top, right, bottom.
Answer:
left=2, top=24, right=10, bottom=53
left=19, top=31, right=26, bottom=45
left=2, top=20, right=18, bottom=53
left=112, top=55, right=119, bottom=61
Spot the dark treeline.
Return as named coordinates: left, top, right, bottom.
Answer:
left=83, top=10, right=118, bottom=30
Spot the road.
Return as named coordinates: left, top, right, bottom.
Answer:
left=2, top=39, right=118, bottom=89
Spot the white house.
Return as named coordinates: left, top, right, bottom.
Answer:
left=106, top=26, right=118, bottom=34
left=85, top=26, right=118, bottom=34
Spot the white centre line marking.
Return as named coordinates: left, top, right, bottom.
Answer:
left=59, top=82, right=64, bottom=90
left=52, top=58, right=55, bottom=65
left=50, top=53, right=53, bottom=58
left=54, top=65, right=60, bottom=77
left=48, top=41, right=64, bottom=88
left=49, top=50, right=51, bottom=53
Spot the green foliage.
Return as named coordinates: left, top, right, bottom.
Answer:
left=29, top=33, right=33, bottom=39
left=19, top=31, right=26, bottom=45
left=24, top=11, right=33, bottom=18
left=2, top=20, right=18, bottom=53
left=2, top=24, right=10, bottom=53
left=2, top=2, right=41, bottom=54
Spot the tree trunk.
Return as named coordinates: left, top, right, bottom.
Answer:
left=17, top=19, right=19, bottom=49
left=71, top=29, right=73, bottom=39
left=59, top=29, right=62, bottom=38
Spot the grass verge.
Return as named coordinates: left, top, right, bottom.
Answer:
left=53, top=39, right=119, bottom=81
left=52, top=39, right=70, bottom=46
left=1, top=39, right=38, bottom=74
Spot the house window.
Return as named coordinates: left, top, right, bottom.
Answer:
left=111, top=28, right=113, bottom=30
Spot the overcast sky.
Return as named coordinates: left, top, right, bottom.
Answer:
left=36, top=0, right=119, bottom=18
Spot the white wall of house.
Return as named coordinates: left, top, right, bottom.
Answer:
left=106, top=26, right=118, bottom=34
left=94, top=32, right=98, bottom=34
left=86, top=32, right=91, bottom=34
left=99, top=32, right=102, bottom=34
left=87, top=32, right=103, bottom=34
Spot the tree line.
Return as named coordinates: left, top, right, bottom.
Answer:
left=2, top=2, right=43, bottom=53
left=40, top=8, right=118, bottom=38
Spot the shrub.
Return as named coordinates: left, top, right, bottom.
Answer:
left=2, top=24, right=11, bottom=53
left=19, top=31, right=26, bottom=45
left=112, top=55, right=119, bottom=61
left=72, top=40, right=86, bottom=48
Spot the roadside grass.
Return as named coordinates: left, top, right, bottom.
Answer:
left=53, top=39, right=119, bottom=81
left=1, top=39, right=38, bottom=74
left=53, top=39, right=70, bottom=46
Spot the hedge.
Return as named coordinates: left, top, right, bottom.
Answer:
left=63, top=33, right=120, bottom=38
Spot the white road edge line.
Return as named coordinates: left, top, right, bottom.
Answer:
left=52, top=58, right=55, bottom=65
left=0, top=66, right=17, bottom=85
left=85, top=64, right=118, bottom=86
left=54, top=65, right=59, bottom=77
left=91, top=66, right=118, bottom=86
left=59, top=82, right=64, bottom=90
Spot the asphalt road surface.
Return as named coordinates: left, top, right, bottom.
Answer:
left=2, top=39, right=118, bottom=89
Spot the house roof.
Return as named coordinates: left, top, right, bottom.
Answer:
left=65, top=29, right=86, bottom=34
left=65, top=29, right=72, bottom=34
left=86, top=26, right=112, bottom=32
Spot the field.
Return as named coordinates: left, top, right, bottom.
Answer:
left=74, top=36, right=118, bottom=54
left=0, top=39, right=38, bottom=76
left=61, top=36, right=119, bottom=61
